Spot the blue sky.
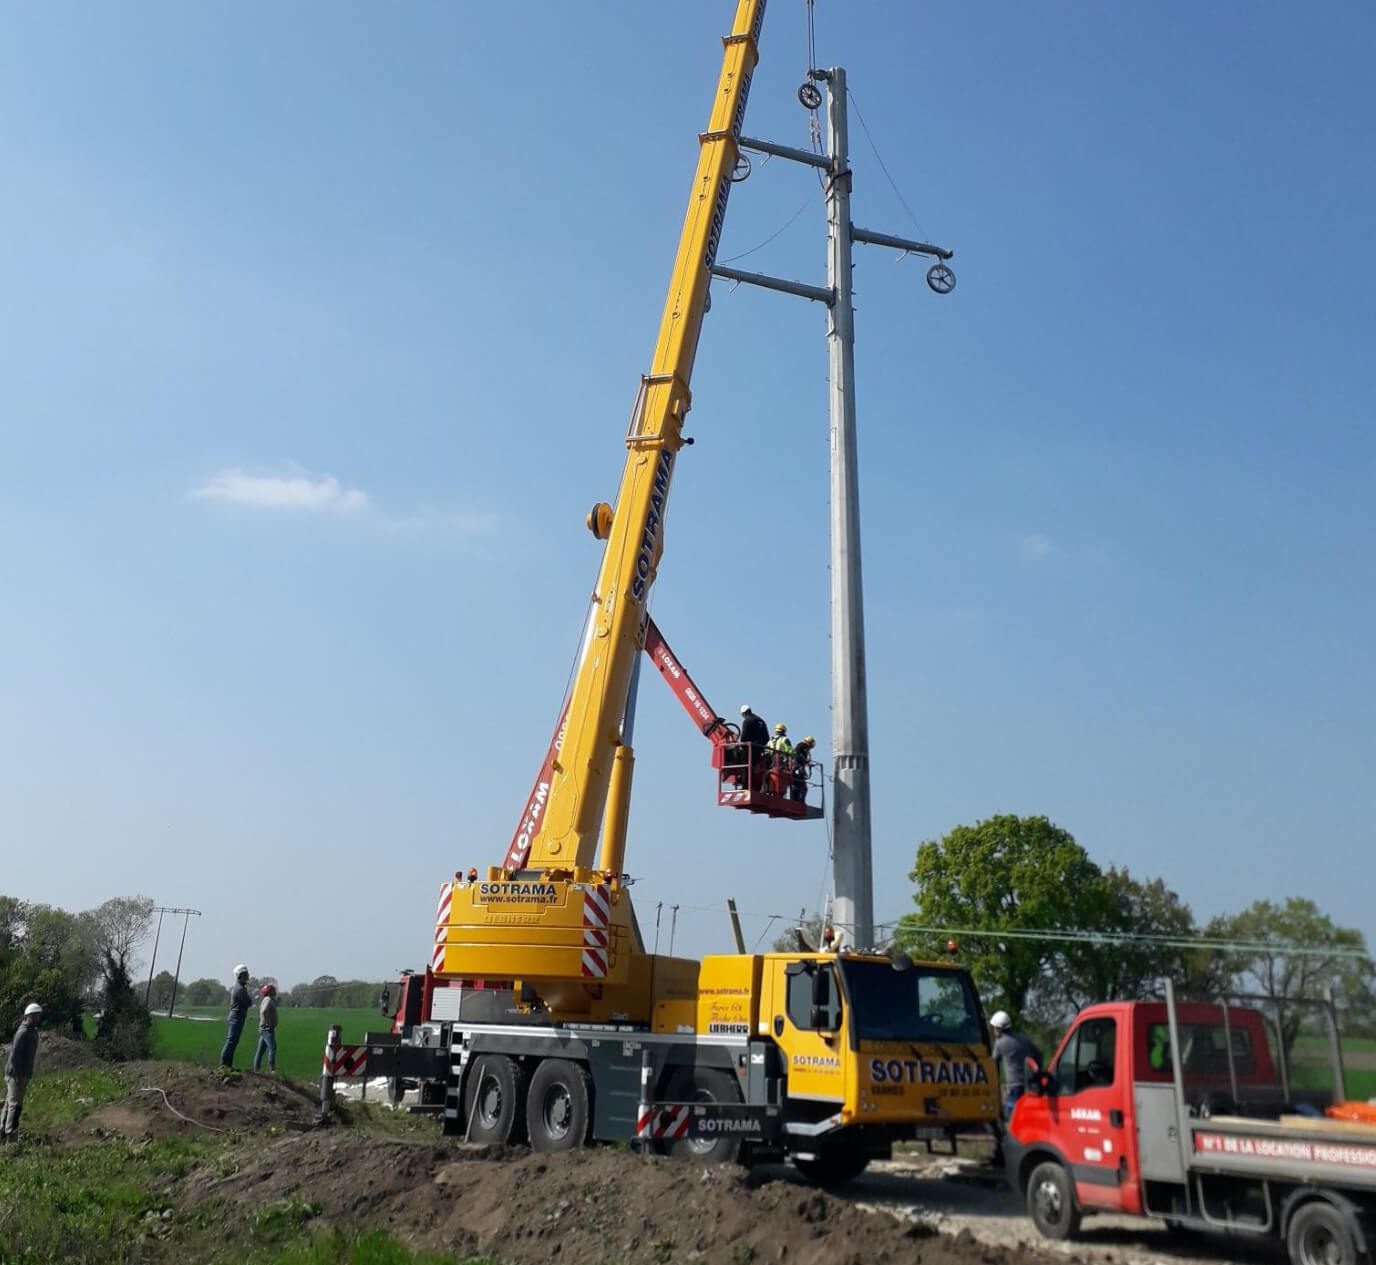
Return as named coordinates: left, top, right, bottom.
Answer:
left=2, top=2, right=1372, bottom=990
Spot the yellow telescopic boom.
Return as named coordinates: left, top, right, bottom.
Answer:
left=528, top=0, right=766, bottom=873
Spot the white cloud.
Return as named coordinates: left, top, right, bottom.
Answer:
left=190, top=466, right=498, bottom=538
left=1019, top=533, right=1055, bottom=562
left=191, top=468, right=369, bottom=514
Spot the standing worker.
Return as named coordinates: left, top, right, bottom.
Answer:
left=990, top=1010, right=1043, bottom=1116
left=253, top=983, right=279, bottom=1073
left=221, top=964, right=252, bottom=1069
left=790, top=735, right=816, bottom=802
left=739, top=705, right=769, bottom=790
left=765, top=723, right=793, bottom=796
left=1, top=1003, right=42, bottom=1144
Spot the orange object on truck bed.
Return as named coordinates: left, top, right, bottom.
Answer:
left=1006, top=983, right=1375, bottom=1265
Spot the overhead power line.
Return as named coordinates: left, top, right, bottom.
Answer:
left=900, top=923, right=1371, bottom=961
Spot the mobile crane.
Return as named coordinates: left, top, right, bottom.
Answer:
left=357, top=0, right=999, bottom=1183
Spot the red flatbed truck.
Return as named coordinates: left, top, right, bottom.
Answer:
left=1006, top=980, right=1376, bottom=1265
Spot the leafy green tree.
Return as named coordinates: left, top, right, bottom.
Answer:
left=184, top=977, right=229, bottom=1008
left=146, top=969, right=177, bottom=1011
left=1054, top=868, right=1197, bottom=1012
left=94, top=951, right=152, bottom=1061
left=1209, top=898, right=1374, bottom=1059
left=898, top=814, right=1104, bottom=1019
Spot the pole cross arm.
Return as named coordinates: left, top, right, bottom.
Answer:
left=710, top=264, right=834, bottom=306
left=851, top=225, right=953, bottom=261
left=738, top=135, right=830, bottom=170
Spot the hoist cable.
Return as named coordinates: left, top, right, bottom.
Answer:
left=847, top=86, right=930, bottom=241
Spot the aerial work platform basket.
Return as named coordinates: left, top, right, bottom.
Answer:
left=713, top=743, right=823, bottom=820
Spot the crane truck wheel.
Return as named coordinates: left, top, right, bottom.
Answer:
left=463, top=1055, right=527, bottom=1145
left=792, top=1141, right=870, bottom=1188
left=661, top=1067, right=742, bottom=1164
left=525, top=1059, right=592, bottom=1153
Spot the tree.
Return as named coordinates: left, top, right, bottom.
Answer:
left=94, top=950, right=152, bottom=1061
left=84, top=896, right=155, bottom=979
left=1209, top=898, right=1374, bottom=1060
left=898, top=815, right=1104, bottom=1020
left=184, top=977, right=229, bottom=1008
left=1053, top=868, right=1197, bottom=1014
left=772, top=915, right=826, bottom=953
left=146, top=969, right=177, bottom=1011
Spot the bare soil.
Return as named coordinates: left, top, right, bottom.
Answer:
left=180, top=1131, right=1076, bottom=1265
left=57, top=1061, right=320, bottom=1142
left=34, top=1064, right=1264, bottom=1265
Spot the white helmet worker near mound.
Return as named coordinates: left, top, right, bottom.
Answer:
left=23, top=1003, right=42, bottom=1018
left=990, top=1010, right=1012, bottom=1031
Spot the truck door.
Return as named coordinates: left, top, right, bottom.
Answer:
left=1049, top=1015, right=1138, bottom=1213
left=771, top=960, right=847, bottom=1111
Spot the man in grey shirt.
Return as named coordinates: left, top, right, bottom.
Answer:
left=3, top=1002, right=43, bottom=1143
left=990, top=1009, right=1043, bottom=1115
left=221, top=965, right=252, bottom=1068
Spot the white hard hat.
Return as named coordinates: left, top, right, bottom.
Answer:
left=990, top=1010, right=1012, bottom=1031
left=23, top=1002, right=42, bottom=1017
left=234, top=964, right=249, bottom=977
left=739, top=704, right=751, bottom=714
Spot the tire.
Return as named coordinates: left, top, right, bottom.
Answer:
left=793, top=1142, right=870, bottom=1188
left=463, top=1055, right=527, bottom=1145
left=1287, top=1201, right=1359, bottom=1265
left=525, top=1059, right=591, bottom=1154
left=1026, top=1161, right=1080, bottom=1241
left=662, top=1067, right=742, bottom=1163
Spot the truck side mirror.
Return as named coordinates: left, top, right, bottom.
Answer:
left=1027, top=1069, right=1057, bottom=1098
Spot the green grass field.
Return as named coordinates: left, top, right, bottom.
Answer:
left=151, top=1006, right=385, bottom=1081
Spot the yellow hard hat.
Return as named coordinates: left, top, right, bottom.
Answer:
left=804, top=736, right=815, bottom=745
left=774, top=723, right=787, bottom=734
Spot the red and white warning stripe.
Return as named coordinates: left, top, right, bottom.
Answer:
left=634, top=1104, right=690, bottom=1140
left=322, top=1044, right=369, bottom=1078
left=580, top=885, right=611, bottom=978
left=432, top=881, right=454, bottom=973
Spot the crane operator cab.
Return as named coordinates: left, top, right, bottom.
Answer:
left=715, top=708, right=822, bottom=820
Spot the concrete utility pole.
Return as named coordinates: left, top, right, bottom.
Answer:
left=711, top=67, right=955, bottom=950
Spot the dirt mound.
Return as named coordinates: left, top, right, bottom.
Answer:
left=36, top=1034, right=106, bottom=1071
left=0, top=1033, right=104, bottom=1072
left=183, top=1133, right=1072, bottom=1265
left=59, top=1063, right=320, bottom=1141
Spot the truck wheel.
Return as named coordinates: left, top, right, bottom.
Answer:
left=525, top=1059, right=591, bottom=1153
left=1287, top=1201, right=1359, bottom=1265
left=1027, top=1161, right=1080, bottom=1240
left=463, top=1055, right=527, bottom=1145
left=793, top=1143, right=870, bottom=1188
left=662, top=1067, right=742, bottom=1163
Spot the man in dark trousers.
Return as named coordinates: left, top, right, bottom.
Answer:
left=739, top=704, right=769, bottom=789
left=2, top=1003, right=42, bottom=1143
left=990, top=1010, right=1043, bottom=1116
left=221, top=965, right=252, bottom=1068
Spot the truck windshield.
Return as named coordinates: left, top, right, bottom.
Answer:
left=840, top=961, right=984, bottom=1045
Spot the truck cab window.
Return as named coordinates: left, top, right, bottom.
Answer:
left=787, top=963, right=842, bottom=1032
left=1055, top=1017, right=1117, bottom=1094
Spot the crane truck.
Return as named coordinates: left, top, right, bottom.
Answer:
left=353, top=0, right=999, bottom=1185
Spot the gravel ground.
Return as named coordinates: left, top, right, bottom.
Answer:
left=831, top=1154, right=1284, bottom=1265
